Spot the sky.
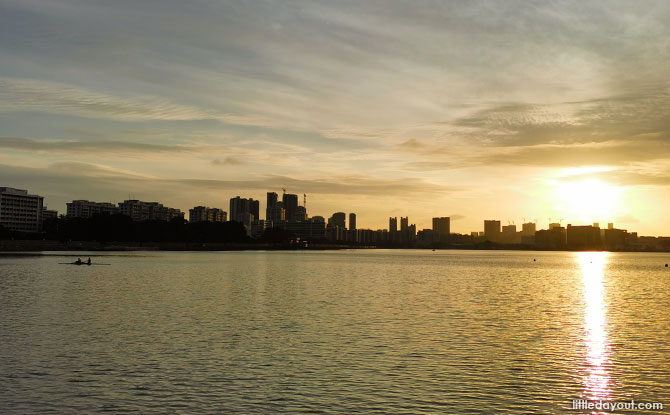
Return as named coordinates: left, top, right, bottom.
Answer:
left=1, top=0, right=669, bottom=235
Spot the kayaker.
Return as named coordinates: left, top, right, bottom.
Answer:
left=87, top=257, right=91, bottom=265
left=76, top=258, right=82, bottom=265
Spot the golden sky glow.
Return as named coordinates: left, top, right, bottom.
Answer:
left=0, top=1, right=669, bottom=234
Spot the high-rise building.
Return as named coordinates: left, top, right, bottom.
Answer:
left=0, top=187, right=44, bottom=232
left=400, top=216, right=409, bottom=231
left=294, top=206, right=307, bottom=222
left=250, top=199, right=259, bottom=223
left=328, top=212, right=346, bottom=229
left=349, top=213, right=356, bottom=231
left=189, top=206, right=227, bottom=223
left=389, top=217, right=398, bottom=232
left=266, top=202, right=285, bottom=224
left=67, top=200, right=119, bottom=218
left=484, top=220, right=501, bottom=242
left=501, top=224, right=518, bottom=243
left=266, top=192, right=278, bottom=220
left=229, top=196, right=258, bottom=223
left=567, top=224, right=602, bottom=250
left=118, top=200, right=184, bottom=221
left=521, top=222, right=536, bottom=236
left=432, top=217, right=450, bottom=242
left=282, top=193, right=299, bottom=222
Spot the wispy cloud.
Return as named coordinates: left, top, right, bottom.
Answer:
left=0, top=136, right=195, bottom=154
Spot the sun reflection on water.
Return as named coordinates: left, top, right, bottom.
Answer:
left=577, top=252, right=612, bottom=400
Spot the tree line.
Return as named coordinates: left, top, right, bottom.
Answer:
left=0, top=214, right=298, bottom=244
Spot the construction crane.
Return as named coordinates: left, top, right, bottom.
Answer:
left=282, top=188, right=286, bottom=195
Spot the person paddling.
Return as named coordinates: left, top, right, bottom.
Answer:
left=76, top=258, right=82, bottom=265
left=87, top=257, right=91, bottom=265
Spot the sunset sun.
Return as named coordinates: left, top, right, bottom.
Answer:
left=555, top=179, right=622, bottom=223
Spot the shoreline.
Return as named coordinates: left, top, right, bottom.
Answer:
left=1, top=240, right=669, bottom=253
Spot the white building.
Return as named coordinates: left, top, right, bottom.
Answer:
left=0, top=187, right=44, bottom=232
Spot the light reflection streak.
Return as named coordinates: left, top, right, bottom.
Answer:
left=578, top=252, right=612, bottom=400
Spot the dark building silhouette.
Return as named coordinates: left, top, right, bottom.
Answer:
left=229, top=196, right=258, bottom=222
left=604, top=227, right=628, bottom=250
left=67, top=200, right=119, bottom=218
left=567, top=224, right=602, bottom=250
left=118, top=200, right=183, bottom=222
left=230, top=196, right=258, bottom=235
left=484, top=220, right=501, bottom=242
left=329, top=212, right=346, bottom=229
left=250, top=199, right=259, bottom=222
left=501, top=224, right=518, bottom=244
left=349, top=213, right=356, bottom=231
left=432, top=217, right=450, bottom=242
left=294, top=205, right=307, bottom=222
left=189, top=206, right=227, bottom=223
left=521, top=222, right=536, bottom=236
left=389, top=217, right=397, bottom=232
left=267, top=202, right=285, bottom=223
left=266, top=192, right=278, bottom=220
left=282, top=193, right=298, bottom=222
left=535, top=226, right=567, bottom=249
left=42, top=206, right=58, bottom=221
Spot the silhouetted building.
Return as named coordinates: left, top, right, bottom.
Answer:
left=67, top=200, right=119, bottom=218
left=250, top=199, right=260, bottom=222
left=535, top=226, right=566, bottom=249
left=251, top=219, right=267, bottom=239
left=484, top=220, right=501, bottom=242
left=501, top=224, right=518, bottom=243
left=119, top=200, right=184, bottom=221
left=189, top=206, right=227, bottom=223
left=549, top=222, right=562, bottom=230
left=417, top=229, right=439, bottom=246
left=42, top=206, right=58, bottom=221
left=349, top=213, right=357, bottom=231
left=282, top=193, right=298, bottom=222
left=432, top=217, right=450, bottom=242
left=266, top=192, right=278, bottom=217
left=284, top=219, right=326, bottom=240
left=328, top=212, right=346, bottom=229
left=389, top=217, right=398, bottom=232
left=567, top=224, right=602, bottom=250
left=604, top=228, right=628, bottom=250
left=521, top=222, right=536, bottom=236
left=229, top=196, right=258, bottom=223
left=266, top=202, right=285, bottom=224
left=293, top=205, right=308, bottom=222
left=400, top=216, right=409, bottom=231
left=0, top=187, right=44, bottom=232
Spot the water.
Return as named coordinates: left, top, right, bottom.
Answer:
left=1, top=250, right=669, bottom=414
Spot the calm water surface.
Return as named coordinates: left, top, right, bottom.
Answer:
left=1, top=250, right=669, bottom=414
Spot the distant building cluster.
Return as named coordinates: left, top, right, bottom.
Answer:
left=2, top=184, right=669, bottom=251
left=471, top=220, right=645, bottom=251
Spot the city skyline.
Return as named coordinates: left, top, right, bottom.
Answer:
left=2, top=185, right=663, bottom=243
left=1, top=1, right=669, bottom=235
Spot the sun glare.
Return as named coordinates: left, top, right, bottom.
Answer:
left=554, top=179, right=622, bottom=224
